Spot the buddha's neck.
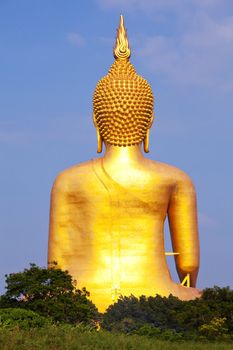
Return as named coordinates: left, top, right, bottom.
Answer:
left=103, top=143, right=144, bottom=167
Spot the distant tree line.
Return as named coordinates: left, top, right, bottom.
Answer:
left=103, top=289, right=233, bottom=341
left=0, top=263, right=233, bottom=341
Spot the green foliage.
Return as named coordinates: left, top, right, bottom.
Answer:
left=134, top=324, right=184, bottom=341
left=102, top=289, right=233, bottom=341
left=0, top=263, right=99, bottom=325
left=103, top=294, right=188, bottom=332
left=0, top=325, right=232, bottom=350
left=1, top=263, right=233, bottom=344
left=199, top=317, right=230, bottom=341
left=0, top=308, right=51, bottom=330
left=135, top=323, right=161, bottom=337
left=201, top=287, right=233, bottom=333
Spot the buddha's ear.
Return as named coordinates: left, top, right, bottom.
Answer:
left=143, top=129, right=150, bottom=153
left=93, top=112, right=103, bottom=154
left=143, top=112, right=154, bottom=153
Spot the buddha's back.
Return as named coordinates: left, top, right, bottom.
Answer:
left=48, top=16, right=200, bottom=311
left=48, top=156, right=200, bottom=311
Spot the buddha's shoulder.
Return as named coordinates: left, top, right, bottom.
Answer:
left=52, top=159, right=95, bottom=189
left=146, top=159, right=194, bottom=185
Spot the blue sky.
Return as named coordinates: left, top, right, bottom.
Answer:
left=0, top=0, right=233, bottom=294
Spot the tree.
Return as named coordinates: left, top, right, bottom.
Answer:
left=102, top=288, right=233, bottom=340
left=102, top=294, right=188, bottom=332
left=0, top=263, right=99, bottom=325
left=199, top=286, right=233, bottom=335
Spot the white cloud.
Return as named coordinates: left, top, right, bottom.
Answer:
left=135, top=14, right=233, bottom=89
left=0, top=115, right=91, bottom=145
left=97, top=0, right=233, bottom=12
left=97, top=0, right=233, bottom=89
left=98, top=0, right=183, bottom=11
left=0, top=130, right=32, bottom=145
left=67, top=32, right=85, bottom=47
left=198, top=212, right=218, bottom=229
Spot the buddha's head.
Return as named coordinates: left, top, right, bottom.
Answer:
left=93, top=15, right=154, bottom=153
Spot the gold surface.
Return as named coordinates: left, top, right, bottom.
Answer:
left=48, top=16, right=200, bottom=312
left=113, top=15, right=131, bottom=60
left=93, top=15, right=153, bottom=148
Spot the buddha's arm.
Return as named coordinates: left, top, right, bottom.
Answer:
left=48, top=175, right=69, bottom=268
left=168, top=174, right=200, bottom=287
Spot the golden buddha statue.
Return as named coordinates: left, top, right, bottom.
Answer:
left=48, top=16, right=201, bottom=312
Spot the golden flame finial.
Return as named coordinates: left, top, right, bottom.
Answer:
left=114, top=15, right=131, bottom=60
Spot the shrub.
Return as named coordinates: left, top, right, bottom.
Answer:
left=0, top=308, right=51, bottom=330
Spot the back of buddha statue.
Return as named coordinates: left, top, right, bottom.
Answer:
left=48, top=16, right=200, bottom=312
